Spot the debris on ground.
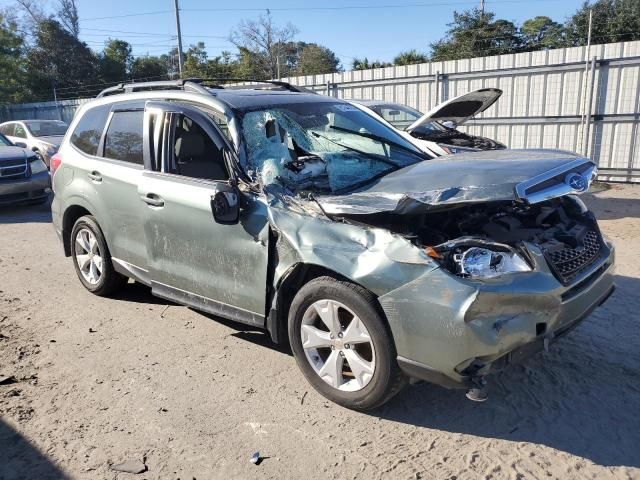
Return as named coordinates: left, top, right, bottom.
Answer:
left=110, top=459, right=147, bottom=474
left=250, top=451, right=261, bottom=465
left=0, top=375, right=17, bottom=385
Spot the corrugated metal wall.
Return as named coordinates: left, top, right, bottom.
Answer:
left=1, top=41, right=638, bottom=181
left=283, top=41, right=640, bottom=182
left=0, top=98, right=91, bottom=125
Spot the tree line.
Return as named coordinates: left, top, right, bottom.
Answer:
left=1, top=0, right=639, bottom=104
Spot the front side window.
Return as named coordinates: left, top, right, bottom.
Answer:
left=239, top=101, right=425, bottom=193
left=13, top=124, right=27, bottom=138
left=104, top=110, right=144, bottom=165
left=169, top=114, right=228, bottom=181
left=25, top=120, right=68, bottom=137
left=71, top=105, right=111, bottom=156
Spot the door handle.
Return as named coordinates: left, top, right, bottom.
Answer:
left=87, top=171, right=102, bottom=182
left=141, top=193, right=165, bottom=207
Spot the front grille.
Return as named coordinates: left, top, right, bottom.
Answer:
left=0, top=158, right=29, bottom=181
left=545, top=230, right=602, bottom=283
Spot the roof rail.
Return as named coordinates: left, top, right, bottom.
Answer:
left=198, top=78, right=314, bottom=93
left=96, top=77, right=314, bottom=98
left=96, top=78, right=210, bottom=98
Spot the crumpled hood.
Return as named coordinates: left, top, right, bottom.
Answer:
left=317, top=149, right=597, bottom=215
left=0, top=146, right=33, bottom=162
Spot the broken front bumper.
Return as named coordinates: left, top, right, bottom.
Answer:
left=378, top=242, right=615, bottom=388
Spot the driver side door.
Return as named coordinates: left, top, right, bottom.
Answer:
left=139, top=101, right=270, bottom=326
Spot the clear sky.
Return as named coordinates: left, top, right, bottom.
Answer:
left=6, top=0, right=586, bottom=67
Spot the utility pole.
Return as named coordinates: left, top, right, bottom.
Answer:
left=480, top=0, right=485, bottom=14
left=174, top=0, right=184, bottom=77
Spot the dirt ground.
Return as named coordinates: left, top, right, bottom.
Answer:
left=0, top=184, right=639, bottom=480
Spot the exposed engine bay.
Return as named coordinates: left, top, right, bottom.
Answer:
left=349, top=195, right=604, bottom=284
left=410, top=127, right=506, bottom=150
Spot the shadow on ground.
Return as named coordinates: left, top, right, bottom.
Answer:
left=0, top=197, right=52, bottom=225
left=0, top=419, right=68, bottom=479
left=582, top=189, right=640, bottom=220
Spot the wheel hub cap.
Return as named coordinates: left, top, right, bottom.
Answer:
left=74, top=228, right=103, bottom=285
left=301, top=299, right=376, bottom=392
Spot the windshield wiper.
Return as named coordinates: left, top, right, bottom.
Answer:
left=310, top=131, right=400, bottom=169
left=329, top=125, right=426, bottom=159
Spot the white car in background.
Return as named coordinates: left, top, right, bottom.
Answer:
left=0, top=120, right=68, bottom=167
left=351, top=88, right=505, bottom=157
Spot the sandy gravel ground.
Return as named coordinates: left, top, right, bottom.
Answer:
left=1, top=184, right=639, bottom=480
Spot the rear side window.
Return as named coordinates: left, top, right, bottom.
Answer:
left=71, top=105, right=111, bottom=156
left=0, top=124, right=14, bottom=136
left=104, top=110, right=144, bottom=165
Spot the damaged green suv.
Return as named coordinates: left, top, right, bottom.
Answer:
left=51, top=80, right=615, bottom=410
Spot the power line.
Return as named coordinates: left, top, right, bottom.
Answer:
left=78, top=0, right=555, bottom=21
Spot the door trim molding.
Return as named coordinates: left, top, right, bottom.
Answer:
left=151, top=280, right=265, bottom=328
left=112, top=257, right=151, bottom=286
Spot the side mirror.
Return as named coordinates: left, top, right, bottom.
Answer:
left=211, top=187, right=239, bottom=225
left=441, top=121, right=457, bottom=129
left=14, top=141, right=27, bottom=148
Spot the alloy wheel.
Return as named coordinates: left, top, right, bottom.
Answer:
left=74, top=228, right=103, bottom=285
left=300, top=299, right=376, bottom=392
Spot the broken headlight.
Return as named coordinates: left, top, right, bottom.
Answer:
left=453, top=247, right=531, bottom=278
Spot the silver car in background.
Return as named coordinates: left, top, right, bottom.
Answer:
left=352, top=88, right=506, bottom=157
left=0, top=133, right=50, bottom=206
left=0, top=119, right=68, bottom=167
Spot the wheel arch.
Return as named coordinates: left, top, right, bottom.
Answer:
left=62, top=204, right=95, bottom=256
left=266, top=262, right=392, bottom=348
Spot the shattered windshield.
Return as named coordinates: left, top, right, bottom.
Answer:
left=240, top=101, right=425, bottom=194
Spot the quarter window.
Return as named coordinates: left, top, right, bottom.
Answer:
left=71, top=105, right=111, bottom=156
left=104, top=110, right=144, bottom=165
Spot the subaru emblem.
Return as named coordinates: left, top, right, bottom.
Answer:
left=565, top=172, right=588, bottom=192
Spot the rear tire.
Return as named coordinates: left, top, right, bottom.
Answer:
left=70, top=215, right=127, bottom=296
left=288, top=276, right=406, bottom=410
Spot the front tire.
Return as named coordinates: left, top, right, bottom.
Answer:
left=70, top=215, right=127, bottom=296
left=288, top=276, right=406, bottom=410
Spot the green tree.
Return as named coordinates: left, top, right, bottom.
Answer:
left=430, top=8, right=520, bottom=61
left=233, top=46, right=265, bottom=79
left=352, top=58, right=392, bottom=70
left=183, top=42, right=209, bottom=78
left=0, top=13, right=28, bottom=104
left=26, top=18, right=100, bottom=99
left=296, top=43, right=341, bottom=75
left=130, top=56, right=168, bottom=81
left=100, top=38, right=133, bottom=83
left=565, top=0, right=640, bottom=45
left=520, top=16, right=566, bottom=50
left=393, top=49, right=428, bottom=66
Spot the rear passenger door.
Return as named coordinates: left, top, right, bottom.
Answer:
left=139, top=101, right=270, bottom=326
left=81, top=104, right=149, bottom=271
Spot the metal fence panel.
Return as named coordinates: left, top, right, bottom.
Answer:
left=1, top=41, right=638, bottom=181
